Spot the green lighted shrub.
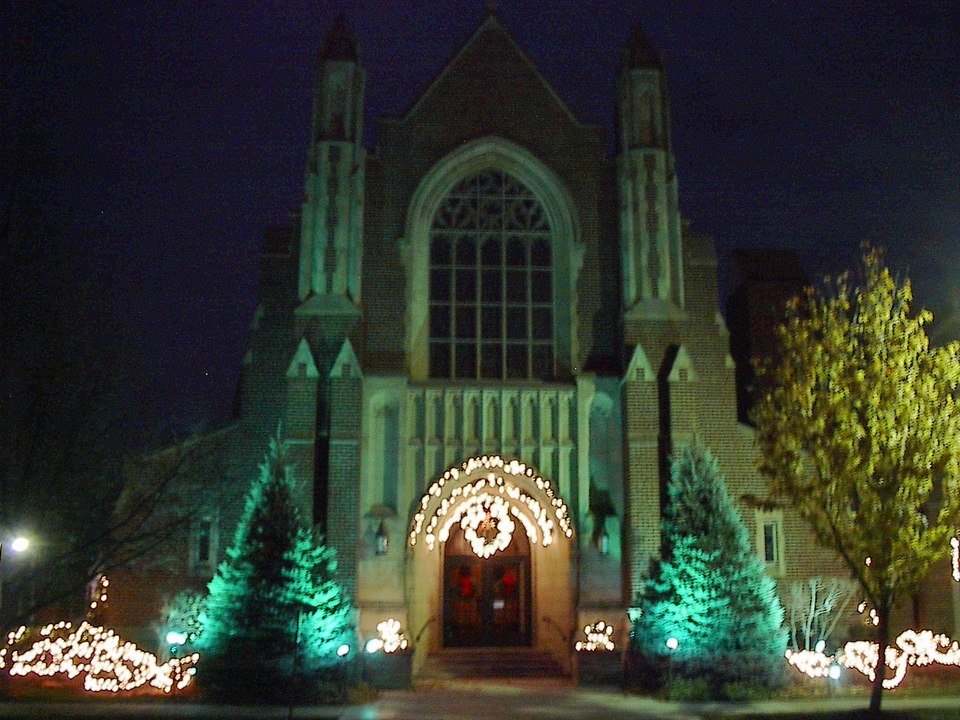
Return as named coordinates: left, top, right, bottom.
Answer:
left=630, top=442, right=787, bottom=694
left=197, top=435, right=354, bottom=703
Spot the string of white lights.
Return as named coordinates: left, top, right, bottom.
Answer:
left=410, top=455, right=573, bottom=555
left=786, top=629, right=960, bottom=689
left=575, top=621, right=616, bottom=652
left=0, top=575, right=198, bottom=694
left=2, top=621, right=199, bottom=693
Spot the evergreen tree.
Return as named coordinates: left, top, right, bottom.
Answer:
left=631, top=442, right=786, bottom=692
left=197, top=435, right=353, bottom=702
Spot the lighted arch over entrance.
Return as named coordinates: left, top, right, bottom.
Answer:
left=408, top=455, right=574, bottom=553
left=406, top=455, right=576, bottom=657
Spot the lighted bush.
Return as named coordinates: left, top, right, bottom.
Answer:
left=1, top=621, right=198, bottom=695
left=631, top=442, right=787, bottom=693
left=197, top=436, right=354, bottom=702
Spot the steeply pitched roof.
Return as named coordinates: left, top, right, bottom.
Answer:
left=400, top=13, right=584, bottom=126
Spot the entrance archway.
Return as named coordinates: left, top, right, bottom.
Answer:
left=407, top=455, right=575, bottom=661
left=443, top=520, right=531, bottom=647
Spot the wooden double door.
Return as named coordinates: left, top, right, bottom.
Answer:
left=442, top=524, right=531, bottom=647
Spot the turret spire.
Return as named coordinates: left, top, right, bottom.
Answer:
left=321, top=12, right=359, bottom=62
left=622, top=21, right=662, bottom=70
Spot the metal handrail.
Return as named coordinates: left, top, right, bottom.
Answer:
left=414, top=616, right=437, bottom=644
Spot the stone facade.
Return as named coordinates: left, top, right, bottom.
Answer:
left=113, top=11, right=958, bottom=667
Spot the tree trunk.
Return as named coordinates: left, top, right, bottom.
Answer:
left=869, top=604, right=891, bottom=714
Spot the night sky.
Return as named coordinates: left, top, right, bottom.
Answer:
left=3, top=1, right=959, bottom=433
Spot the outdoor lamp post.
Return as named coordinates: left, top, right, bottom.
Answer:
left=0, top=533, right=31, bottom=616
left=666, top=637, right=678, bottom=685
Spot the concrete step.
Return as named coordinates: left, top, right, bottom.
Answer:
left=419, top=648, right=568, bottom=680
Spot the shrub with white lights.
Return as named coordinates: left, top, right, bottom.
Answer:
left=630, top=442, right=786, bottom=692
left=197, top=435, right=354, bottom=702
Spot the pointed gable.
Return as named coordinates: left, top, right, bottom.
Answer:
left=286, top=338, right=320, bottom=379
left=621, top=21, right=662, bottom=70
left=623, top=343, right=656, bottom=383
left=667, top=345, right=699, bottom=383
left=401, top=14, right=586, bottom=131
left=329, top=338, right=362, bottom=379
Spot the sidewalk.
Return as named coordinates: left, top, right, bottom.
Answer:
left=1, top=679, right=958, bottom=719
left=352, top=679, right=960, bottom=719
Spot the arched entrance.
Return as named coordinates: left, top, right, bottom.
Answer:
left=407, top=455, right=575, bottom=661
left=443, top=519, right=531, bottom=647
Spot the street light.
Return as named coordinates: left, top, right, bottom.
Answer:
left=0, top=533, right=32, bottom=618
left=11, top=536, right=29, bottom=554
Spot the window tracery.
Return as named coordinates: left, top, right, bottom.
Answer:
left=428, top=170, right=554, bottom=379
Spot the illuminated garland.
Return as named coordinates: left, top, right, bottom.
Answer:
left=428, top=477, right=541, bottom=552
left=1, top=621, right=199, bottom=693
left=786, top=629, right=960, bottom=689
left=0, top=575, right=198, bottom=694
left=575, top=621, right=615, bottom=652
left=87, top=575, right=109, bottom=617
left=410, top=455, right=573, bottom=554
left=952, top=537, right=959, bottom=582
left=365, top=618, right=409, bottom=654
left=784, top=648, right=834, bottom=678
left=857, top=600, right=880, bottom=627
left=454, top=494, right=515, bottom=558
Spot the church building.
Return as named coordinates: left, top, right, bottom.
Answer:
left=112, top=10, right=959, bottom=672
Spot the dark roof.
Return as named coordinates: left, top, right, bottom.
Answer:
left=622, top=21, right=662, bottom=70
left=321, top=13, right=359, bottom=62
left=731, top=249, right=807, bottom=283
left=262, top=225, right=293, bottom=256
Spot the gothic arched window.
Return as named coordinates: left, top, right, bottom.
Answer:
left=428, top=170, right=554, bottom=380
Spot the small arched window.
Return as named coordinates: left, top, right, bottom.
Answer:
left=428, top=170, right=554, bottom=380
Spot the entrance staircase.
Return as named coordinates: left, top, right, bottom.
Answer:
left=419, top=648, right=568, bottom=680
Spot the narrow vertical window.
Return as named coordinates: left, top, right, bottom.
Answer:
left=763, top=522, right=777, bottom=563
left=191, top=517, right=218, bottom=573
left=755, top=510, right=784, bottom=576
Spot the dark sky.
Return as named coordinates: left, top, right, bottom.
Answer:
left=3, top=1, right=959, bottom=430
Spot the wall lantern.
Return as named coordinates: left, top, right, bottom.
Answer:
left=366, top=504, right=396, bottom=557
left=594, top=524, right=609, bottom=555
left=375, top=521, right=389, bottom=556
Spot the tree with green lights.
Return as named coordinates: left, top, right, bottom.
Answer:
left=631, top=441, right=786, bottom=693
left=197, top=435, right=354, bottom=702
left=754, top=247, right=960, bottom=714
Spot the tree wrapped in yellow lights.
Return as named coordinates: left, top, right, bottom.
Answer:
left=754, top=247, right=960, bottom=714
left=197, top=435, right=353, bottom=702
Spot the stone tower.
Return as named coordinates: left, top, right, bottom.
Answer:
left=616, top=21, right=684, bottom=319
left=297, top=13, right=366, bottom=309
